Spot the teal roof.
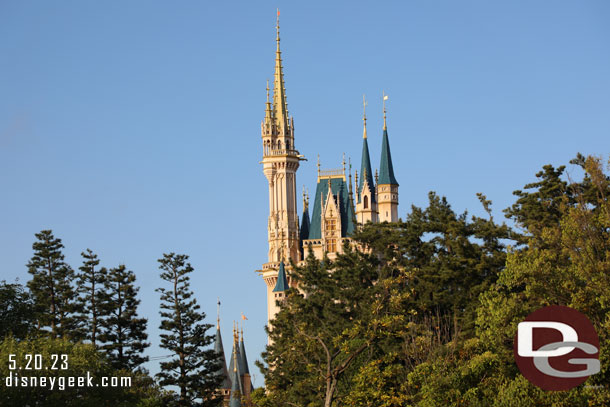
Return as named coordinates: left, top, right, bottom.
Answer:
left=358, top=137, right=376, bottom=203
left=273, top=261, right=289, bottom=292
left=239, top=338, right=250, bottom=375
left=378, top=128, right=398, bottom=185
left=228, top=342, right=243, bottom=394
left=307, top=177, right=356, bottom=239
left=300, top=207, right=310, bottom=243
left=213, top=326, right=231, bottom=389
left=229, top=363, right=241, bottom=407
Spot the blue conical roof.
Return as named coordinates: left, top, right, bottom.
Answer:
left=213, top=325, right=231, bottom=389
left=300, top=207, right=310, bottom=243
left=239, top=336, right=250, bottom=375
left=359, top=137, right=376, bottom=203
left=273, top=261, right=289, bottom=292
left=229, top=363, right=241, bottom=407
left=378, top=128, right=398, bottom=185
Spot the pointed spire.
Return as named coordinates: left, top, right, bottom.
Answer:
left=273, top=9, right=289, bottom=136
left=273, top=261, right=289, bottom=292
left=348, top=158, right=353, bottom=195
left=213, top=302, right=231, bottom=390
left=239, top=326, right=250, bottom=375
left=229, top=331, right=242, bottom=407
left=379, top=93, right=398, bottom=186
left=300, top=187, right=311, bottom=244
left=228, top=322, right=243, bottom=395
left=358, top=136, right=375, bottom=203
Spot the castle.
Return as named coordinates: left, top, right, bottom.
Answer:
left=257, top=13, right=399, bottom=326
left=213, top=13, right=399, bottom=405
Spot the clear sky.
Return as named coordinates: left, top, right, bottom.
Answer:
left=1, top=1, right=609, bottom=386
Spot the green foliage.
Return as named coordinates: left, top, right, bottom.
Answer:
left=101, top=264, right=149, bottom=371
left=0, top=336, right=165, bottom=406
left=75, top=249, right=108, bottom=346
left=0, top=281, right=37, bottom=339
left=26, top=230, right=78, bottom=339
left=256, top=155, right=610, bottom=406
left=156, top=253, right=222, bottom=407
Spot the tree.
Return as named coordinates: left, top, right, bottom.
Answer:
left=257, top=192, right=513, bottom=406
left=26, top=230, right=78, bottom=339
left=101, top=264, right=149, bottom=371
left=156, top=253, right=221, bottom=407
left=75, top=249, right=108, bottom=345
left=0, top=281, right=37, bottom=339
left=401, top=155, right=610, bottom=406
left=0, top=336, right=168, bottom=407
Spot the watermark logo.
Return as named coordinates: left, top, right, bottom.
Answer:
left=514, top=305, right=600, bottom=391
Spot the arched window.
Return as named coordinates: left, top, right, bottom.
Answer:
left=364, top=195, right=369, bottom=209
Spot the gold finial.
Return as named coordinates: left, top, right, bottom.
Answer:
left=375, top=169, right=379, bottom=185
left=266, top=80, right=270, bottom=103
left=233, top=321, right=238, bottom=372
left=240, top=312, right=247, bottom=341
left=317, top=154, right=321, bottom=177
left=382, top=91, right=388, bottom=130
left=362, top=94, right=368, bottom=139
left=348, top=157, right=354, bottom=200
left=276, top=9, right=281, bottom=49
left=217, top=297, right=221, bottom=329
left=342, top=153, right=346, bottom=175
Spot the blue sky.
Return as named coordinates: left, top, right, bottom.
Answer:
left=1, top=1, right=609, bottom=386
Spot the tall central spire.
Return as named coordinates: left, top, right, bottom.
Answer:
left=273, top=9, right=289, bottom=136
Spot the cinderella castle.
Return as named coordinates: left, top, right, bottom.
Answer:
left=213, top=12, right=400, bottom=405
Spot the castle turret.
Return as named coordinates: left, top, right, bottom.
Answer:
left=229, top=331, right=242, bottom=407
left=259, top=11, right=305, bottom=328
left=213, top=302, right=231, bottom=400
left=299, top=188, right=310, bottom=258
left=355, top=96, right=378, bottom=224
left=377, top=93, right=399, bottom=222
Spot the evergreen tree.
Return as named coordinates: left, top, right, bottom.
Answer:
left=258, top=192, right=513, bottom=406
left=156, top=253, right=222, bottom=407
left=101, top=264, right=149, bottom=371
left=0, top=281, right=37, bottom=339
left=75, top=249, right=108, bottom=345
left=26, top=230, right=77, bottom=339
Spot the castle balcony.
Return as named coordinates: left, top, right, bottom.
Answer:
left=263, top=148, right=301, bottom=158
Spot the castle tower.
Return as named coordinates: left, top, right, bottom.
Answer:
left=229, top=327, right=242, bottom=407
left=259, top=11, right=304, bottom=327
left=355, top=96, right=378, bottom=224
left=213, top=301, right=231, bottom=401
left=377, top=94, right=399, bottom=222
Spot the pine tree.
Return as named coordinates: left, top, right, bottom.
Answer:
left=156, top=253, right=222, bottom=407
left=0, top=281, right=37, bottom=339
left=75, top=249, right=108, bottom=345
left=26, top=230, right=77, bottom=339
left=101, top=264, right=149, bottom=371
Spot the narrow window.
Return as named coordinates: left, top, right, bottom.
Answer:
left=364, top=196, right=369, bottom=209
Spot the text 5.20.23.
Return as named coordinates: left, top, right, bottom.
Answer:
left=8, top=354, right=68, bottom=371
